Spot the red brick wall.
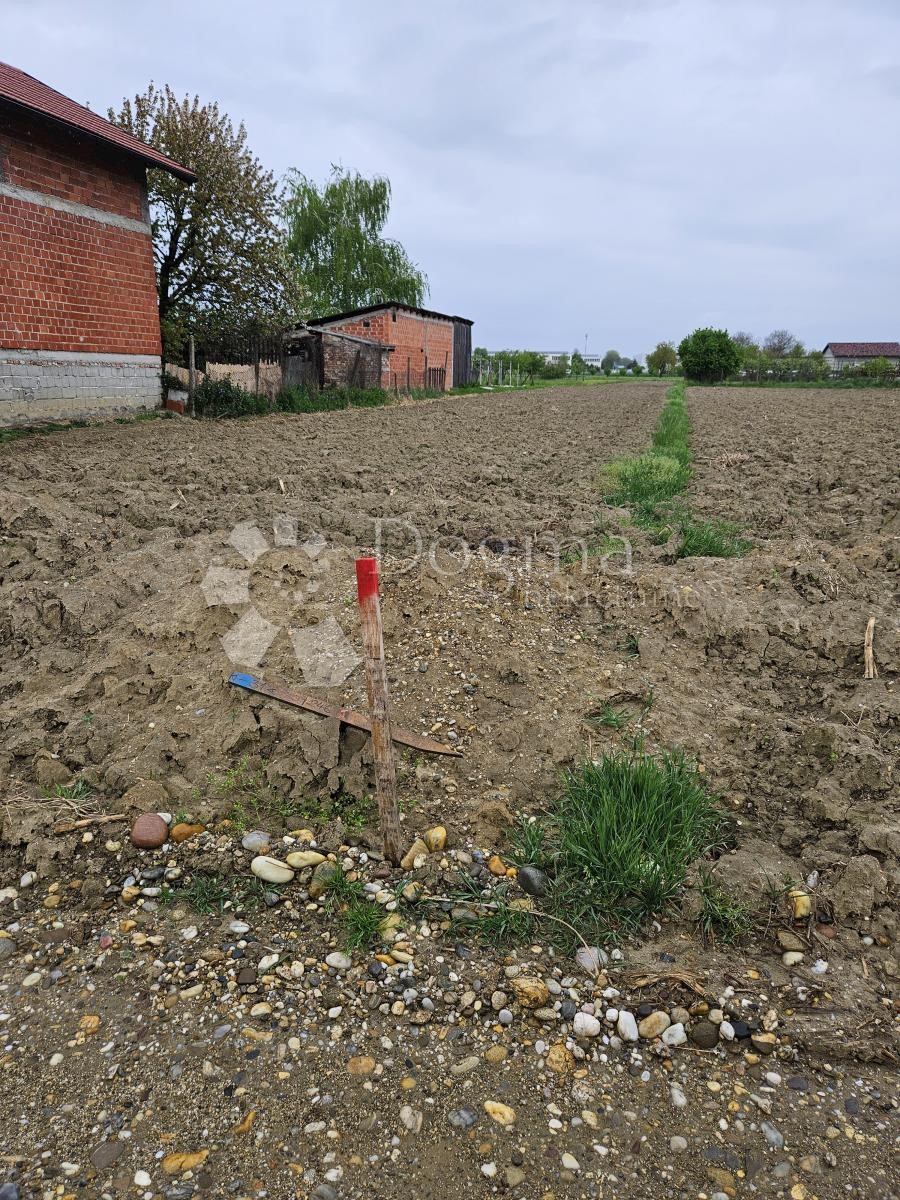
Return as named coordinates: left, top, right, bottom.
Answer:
left=0, top=111, right=161, bottom=355
left=322, top=307, right=455, bottom=390
left=0, top=116, right=148, bottom=221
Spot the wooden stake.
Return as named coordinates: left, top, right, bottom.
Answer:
left=355, top=557, right=403, bottom=863
left=864, top=616, right=878, bottom=679
left=188, top=334, right=196, bottom=414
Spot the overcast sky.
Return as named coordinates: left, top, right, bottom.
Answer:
left=5, top=0, right=899, bottom=356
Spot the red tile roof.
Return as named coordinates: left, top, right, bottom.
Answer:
left=823, top=342, right=900, bottom=357
left=0, top=62, right=195, bottom=181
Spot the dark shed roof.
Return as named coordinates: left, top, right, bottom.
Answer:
left=308, top=302, right=474, bottom=327
left=0, top=62, right=196, bottom=181
left=823, top=341, right=900, bottom=357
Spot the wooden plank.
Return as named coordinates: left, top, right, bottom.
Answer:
left=228, top=672, right=462, bottom=757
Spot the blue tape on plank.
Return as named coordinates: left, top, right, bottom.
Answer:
left=229, top=673, right=255, bottom=688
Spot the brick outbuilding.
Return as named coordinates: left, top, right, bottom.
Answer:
left=0, top=62, right=194, bottom=426
left=307, top=302, right=473, bottom=391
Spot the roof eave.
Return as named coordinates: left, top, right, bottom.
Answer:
left=0, top=95, right=196, bottom=182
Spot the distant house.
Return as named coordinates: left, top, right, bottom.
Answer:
left=822, top=342, right=900, bottom=370
left=305, top=302, right=474, bottom=391
left=0, top=62, right=194, bottom=426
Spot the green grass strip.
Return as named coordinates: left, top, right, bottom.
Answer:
left=598, top=380, right=749, bottom=558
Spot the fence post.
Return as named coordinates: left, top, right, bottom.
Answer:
left=355, top=557, right=403, bottom=864
left=188, top=335, right=196, bottom=414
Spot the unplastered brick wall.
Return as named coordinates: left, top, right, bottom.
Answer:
left=321, top=308, right=455, bottom=390
left=0, top=116, right=149, bottom=222
left=0, top=110, right=163, bottom=425
left=321, top=334, right=386, bottom=389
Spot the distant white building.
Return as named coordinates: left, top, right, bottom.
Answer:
left=540, top=351, right=604, bottom=365
left=822, top=342, right=900, bottom=369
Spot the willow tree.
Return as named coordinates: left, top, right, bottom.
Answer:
left=284, top=167, right=428, bottom=317
left=109, top=84, right=288, bottom=349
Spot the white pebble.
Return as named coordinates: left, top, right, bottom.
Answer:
left=616, top=1011, right=639, bottom=1041
left=662, top=1022, right=687, bottom=1048
left=134, top=1170, right=152, bottom=1187
left=573, top=1012, right=602, bottom=1038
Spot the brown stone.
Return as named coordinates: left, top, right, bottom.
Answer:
left=509, top=976, right=550, bottom=1008
left=170, top=822, right=205, bottom=843
left=546, top=1043, right=575, bottom=1074
left=130, top=813, right=168, bottom=849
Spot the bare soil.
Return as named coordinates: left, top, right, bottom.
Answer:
left=0, top=383, right=897, bottom=1199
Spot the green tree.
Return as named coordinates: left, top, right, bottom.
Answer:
left=863, top=355, right=893, bottom=377
left=601, top=349, right=621, bottom=375
left=646, top=341, right=678, bottom=375
left=284, top=166, right=427, bottom=317
left=571, top=349, right=587, bottom=375
left=109, top=84, right=287, bottom=349
left=677, top=328, right=741, bottom=383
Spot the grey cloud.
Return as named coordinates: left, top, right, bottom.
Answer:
left=4, top=0, right=900, bottom=351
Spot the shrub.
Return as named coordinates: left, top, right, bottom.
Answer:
left=193, top=377, right=269, bottom=418
left=678, top=328, right=742, bottom=383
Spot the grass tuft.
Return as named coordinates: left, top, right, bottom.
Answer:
left=675, top=515, right=751, bottom=559
left=324, top=868, right=385, bottom=951
left=507, top=815, right=552, bottom=868
left=42, top=779, right=93, bottom=801
left=600, top=453, right=691, bottom=513
left=585, top=701, right=632, bottom=730
left=544, top=748, right=723, bottom=943
left=695, top=868, right=754, bottom=944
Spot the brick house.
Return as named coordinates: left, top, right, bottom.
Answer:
left=306, top=302, right=474, bottom=391
left=0, top=62, right=194, bottom=426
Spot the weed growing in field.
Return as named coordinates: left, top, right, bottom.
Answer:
left=585, top=701, right=633, bottom=730
left=652, top=381, right=691, bottom=464
left=42, top=779, right=93, bottom=802
left=175, top=874, right=234, bottom=915
left=507, top=815, right=552, bottom=868
left=451, top=871, right=535, bottom=948
left=168, top=872, right=281, bottom=915
left=675, top=515, right=751, bottom=559
left=198, top=756, right=295, bottom=832
left=694, top=868, right=754, bottom=944
left=324, top=868, right=385, bottom=951
left=599, top=382, right=751, bottom=559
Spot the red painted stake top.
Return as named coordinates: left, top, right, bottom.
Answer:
left=355, top=556, right=379, bottom=601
